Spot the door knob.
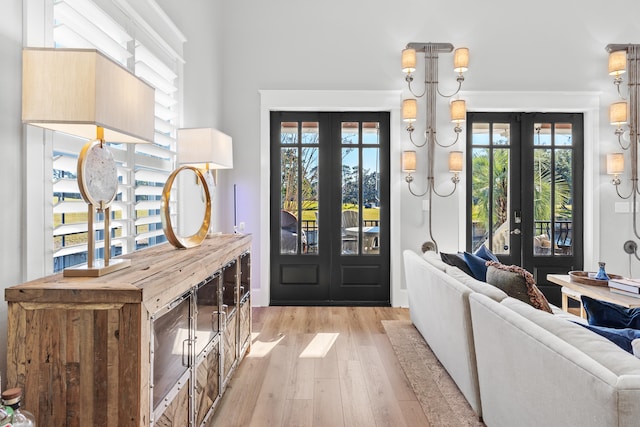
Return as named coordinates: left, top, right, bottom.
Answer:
left=510, top=228, right=521, bottom=235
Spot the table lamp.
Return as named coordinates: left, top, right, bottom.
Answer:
left=22, top=47, right=155, bottom=277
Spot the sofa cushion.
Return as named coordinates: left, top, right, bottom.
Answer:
left=446, top=265, right=508, bottom=302
left=441, top=252, right=474, bottom=277
left=581, top=295, right=640, bottom=329
left=463, top=251, right=490, bottom=281
left=421, top=250, right=448, bottom=272
left=501, top=296, right=640, bottom=376
left=485, top=262, right=552, bottom=313
left=574, top=322, right=640, bottom=354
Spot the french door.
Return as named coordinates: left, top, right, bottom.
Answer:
left=270, top=111, right=390, bottom=305
left=466, top=112, right=584, bottom=306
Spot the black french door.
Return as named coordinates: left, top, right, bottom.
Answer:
left=270, top=111, right=390, bottom=305
left=466, top=112, right=584, bottom=306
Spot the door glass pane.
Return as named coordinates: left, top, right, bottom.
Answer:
left=555, top=148, right=573, bottom=255
left=471, top=147, right=490, bottom=251
left=342, top=122, right=358, bottom=144
left=472, top=123, right=490, bottom=145
left=302, top=146, right=319, bottom=254
left=555, top=123, right=573, bottom=146
left=280, top=122, right=319, bottom=255
left=533, top=148, right=552, bottom=256
left=493, top=123, right=510, bottom=145
left=534, top=123, right=552, bottom=145
left=281, top=122, right=298, bottom=144
left=492, top=148, right=510, bottom=255
left=301, top=122, right=318, bottom=144
left=342, top=147, right=359, bottom=254
left=363, top=147, right=380, bottom=254
left=280, top=145, right=300, bottom=254
left=363, top=122, right=380, bottom=144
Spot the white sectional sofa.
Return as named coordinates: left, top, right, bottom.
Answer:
left=403, top=249, right=640, bottom=426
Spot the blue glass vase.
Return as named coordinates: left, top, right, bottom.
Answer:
left=594, top=262, right=610, bottom=281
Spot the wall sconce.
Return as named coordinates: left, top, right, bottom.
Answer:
left=22, top=47, right=155, bottom=277
left=606, top=44, right=640, bottom=259
left=401, top=42, right=469, bottom=251
left=609, top=49, right=627, bottom=95
left=610, top=101, right=629, bottom=147
left=449, top=151, right=463, bottom=184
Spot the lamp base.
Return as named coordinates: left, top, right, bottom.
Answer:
left=63, top=258, right=131, bottom=278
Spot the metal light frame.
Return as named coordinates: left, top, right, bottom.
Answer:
left=401, top=42, right=468, bottom=252
left=606, top=44, right=640, bottom=259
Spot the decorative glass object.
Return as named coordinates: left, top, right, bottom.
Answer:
left=594, top=262, right=610, bottom=281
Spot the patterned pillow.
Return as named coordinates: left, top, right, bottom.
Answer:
left=485, top=261, right=552, bottom=313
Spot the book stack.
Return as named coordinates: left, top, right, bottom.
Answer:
left=608, top=277, right=640, bottom=298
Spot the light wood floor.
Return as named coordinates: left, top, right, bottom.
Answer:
left=209, top=306, right=430, bottom=427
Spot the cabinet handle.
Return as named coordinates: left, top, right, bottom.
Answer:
left=212, top=311, right=220, bottom=332
left=221, top=311, right=227, bottom=330
left=182, top=339, right=192, bottom=367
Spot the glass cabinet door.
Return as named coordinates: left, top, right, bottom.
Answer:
left=151, top=293, right=192, bottom=412
left=194, top=273, right=221, bottom=357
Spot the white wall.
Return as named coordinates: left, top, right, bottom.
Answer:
left=209, top=0, right=640, bottom=305
left=0, top=0, right=26, bottom=386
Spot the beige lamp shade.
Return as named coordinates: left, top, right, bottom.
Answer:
left=450, top=99, right=466, bottom=123
left=22, top=48, right=155, bottom=143
left=177, top=127, right=234, bottom=169
left=402, top=99, right=417, bottom=123
left=608, top=50, right=627, bottom=76
left=607, top=153, right=624, bottom=175
left=402, top=151, right=417, bottom=172
left=449, top=151, right=463, bottom=172
left=453, top=47, right=469, bottom=73
left=402, top=48, right=416, bottom=73
left=609, top=101, right=628, bottom=125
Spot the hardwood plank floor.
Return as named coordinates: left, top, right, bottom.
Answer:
left=209, top=306, right=430, bottom=427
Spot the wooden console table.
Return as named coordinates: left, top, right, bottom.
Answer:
left=5, top=233, right=251, bottom=426
left=547, top=274, right=640, bottom=311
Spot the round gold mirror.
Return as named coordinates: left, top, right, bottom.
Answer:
left=161, top=165, right=212, bottom=249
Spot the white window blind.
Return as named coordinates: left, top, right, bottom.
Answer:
left=52, top=0, right=180, bottom=272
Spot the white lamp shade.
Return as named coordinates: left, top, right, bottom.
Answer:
left=453, top=47, right=469, bottom=73
left=607, top=153, right=624, bottom=175
left=609, top=101, right=628, bottom=125
left=402, top=99, right=417, bottom=122
left=450, top=99, right=466, bottom=123
left=402, top=151, right=417, bottom=172
left=449, top=151, right=463, bottom=172
left=609, top=50, right=627, bottom=76
left=22, top=48, right=155, bottom=143
left=178, top=127, right=234, bottom=169
left=402, top=48, right=416, bottom=73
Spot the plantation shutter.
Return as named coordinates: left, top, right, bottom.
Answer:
left=51, top=0, right=180, bottom=271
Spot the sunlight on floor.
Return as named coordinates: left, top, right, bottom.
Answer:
left=299, top=332, right=339, bottom=358
left=247, top=332, right=284, bottom=358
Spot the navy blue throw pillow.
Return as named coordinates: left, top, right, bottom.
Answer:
left=581, top=295, right=640, bottom=329
left=463, top=252, right=489, bottom=282
left=573, top=322, right=640, bottom=354
left=474, top=244, right=499, bottom=262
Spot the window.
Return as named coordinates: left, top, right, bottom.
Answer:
left=51, top=0, right=181, bottom=271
